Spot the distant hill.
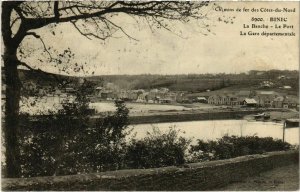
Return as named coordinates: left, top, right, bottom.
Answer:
left=17, top=69, right=78, bottom=87
left=16, top=69, right=299, bottom=95
left=86, top=70, right=299, bottom=94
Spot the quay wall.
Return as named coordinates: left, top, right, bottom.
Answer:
left=127, top=110, right=263, bottom=124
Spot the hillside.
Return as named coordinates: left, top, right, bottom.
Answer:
left=17, top=69, right=78, bottom=87
left=86, top=70, right=299, bottom=95
left=16, top=69, right=299, bottom=96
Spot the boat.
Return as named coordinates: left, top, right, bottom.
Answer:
left=253, top=113, right=270, bottom=120
left=253, top=113, right=265, bottom=119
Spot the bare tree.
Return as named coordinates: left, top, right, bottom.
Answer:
left=1, top=1, right=210, bottom=178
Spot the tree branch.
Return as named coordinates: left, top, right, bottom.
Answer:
left=18, top=61, right=64, bottom=84
left=70, top=21, right=106, bottom=40
left=54, top=1, right=59, bottom=23
left=10, top=16, right=21, bottom=28
left=102, top=17, right=139, bottom=41
left=25, top=32, right=53, bottom=60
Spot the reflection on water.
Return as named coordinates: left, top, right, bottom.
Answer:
left=130, top=120, right=299, bottom=145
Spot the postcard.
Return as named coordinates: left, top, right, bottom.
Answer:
left=1, top=1, right=299, bottom=191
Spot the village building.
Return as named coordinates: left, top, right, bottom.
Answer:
left=254, top=91, right=279, bottom=107
left=260, top=81, right=274, bottom=88
left=165, top=92, right=177, bottom=102
left=194, top=97, right=208, bottom=103
left=128, top=90, right=139, bottom=101
left=208, top=95, right=221, bottom=105
left=221, top=95, right=232, bottom=105
left=147, top=89, right=159, bottom=101
left=282, top=96, right=299, bottom=109
left=159, top=87, right=169, bottom=93
left=273, top=96, right=284, bottom=108
left=175, top=92, right=188, bottom=103
left=229, top=95, right=239, bottom=106
left=136, top=93, right=148, bottom=103
left=242, top=98, right=257, bottom=107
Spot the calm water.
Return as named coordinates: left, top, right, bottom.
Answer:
left=19, top=97, right=299, bottom=145
left=129, top=120, right=299, bottom=145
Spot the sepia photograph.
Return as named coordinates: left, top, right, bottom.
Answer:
left=1, top=1, right=299, bottom=191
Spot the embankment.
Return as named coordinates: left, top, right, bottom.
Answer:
left=2, top=150, right=298, bottom=191
left=127, top=110, right=263, bottom=124
left=26, top=109, right=288, bottom=126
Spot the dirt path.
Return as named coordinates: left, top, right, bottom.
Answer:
left=216, top=163, right=299, bottom=191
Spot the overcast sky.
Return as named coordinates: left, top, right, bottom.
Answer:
left=20, top=1, right=299, bottom=76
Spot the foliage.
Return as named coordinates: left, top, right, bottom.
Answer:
left=125, top=127, right=191, bottom=169
left=81, top=99, right=130, bottom=172
left=17, top=82, right=130, bottom=177
left=189, top=135, right=292, bottom=162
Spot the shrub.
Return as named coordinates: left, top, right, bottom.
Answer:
left=125, top=127, right=191, bottom=169
left=17, top=81, right=130, bottom=177
left=81, top=100, right=130, bottom=172
left=189, top=135, right=292, bottom=162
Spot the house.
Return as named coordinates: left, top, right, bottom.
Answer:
left=175, top=92, right=188, bottom=103
left=128, top=91, right=139, bottom=101
left=117, top=90, right=129, bottom=100
left=148, top=89, right=159, bottom=100
left=282, top=96, right=299, bottom=109
left=159, top=88, right=169, bottom=93
left=165, top=92, right=177, bottom=102
left=273, top=96, right=284, bottom=108
left=242, top=98, right=257, bottom=107
left=154, top=96, right=161, bottom=103
left=255, top=91, right=278, bottom=107
left=221, top=95, right=231, bottom=105
left=260, top=81, right=274, bottom=88
left=136, top=93, right=148, bottom=103
left=229, top=95, right=239, bottom=106
left=208, top=95, right=221, bottom=105
left=208, top=94, right=237, bottom=105
left=195, top=97, right=207, bottom=103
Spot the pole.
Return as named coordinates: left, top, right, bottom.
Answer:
left=282, top=121, right=285, bottom=142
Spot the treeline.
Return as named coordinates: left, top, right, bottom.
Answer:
left=87, top=70, right=299, bottom=93
left=18, top=69, right=299, bottom=94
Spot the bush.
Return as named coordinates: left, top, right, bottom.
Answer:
left=125, top=127, right=191, bottom=169
left=81, top=100, right=130, bottom=172
left=17, top=80, right=130, bottom=177
left=189, top=135, right=292, bottom=162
